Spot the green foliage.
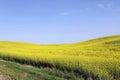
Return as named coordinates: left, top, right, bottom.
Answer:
left=0, top=59, right=66, bottom=80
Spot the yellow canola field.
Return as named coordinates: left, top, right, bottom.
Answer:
left=0, top=35, right=120, bottom=79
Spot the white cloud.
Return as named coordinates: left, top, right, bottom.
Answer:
left=97, top=3, right=112, bottom=9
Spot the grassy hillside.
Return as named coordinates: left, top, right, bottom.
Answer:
left=0, top=35, right=120, bottom=80
left=0, top=59, right=67, bottom=80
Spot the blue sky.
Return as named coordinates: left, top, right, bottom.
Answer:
left=0, top=0, right=120, bottom=44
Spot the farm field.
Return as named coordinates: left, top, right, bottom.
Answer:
left=0, top=59, right=66, bottom=80
left=0, top=35, right=120, bottom=80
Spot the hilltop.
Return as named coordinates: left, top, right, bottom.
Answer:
left=0, top=35, right=120, bottom=80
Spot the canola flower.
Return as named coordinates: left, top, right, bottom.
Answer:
left=0, top=35, right=120, bottom=79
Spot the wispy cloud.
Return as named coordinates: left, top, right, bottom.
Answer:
left=97, top=3, right=112, bottom=9
left=96, top=3, right=120, bottom=13
left=97, top=4, right=105, bottom=8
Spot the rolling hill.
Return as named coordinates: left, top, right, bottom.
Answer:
left=0, top=35, right=120, bottom=80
